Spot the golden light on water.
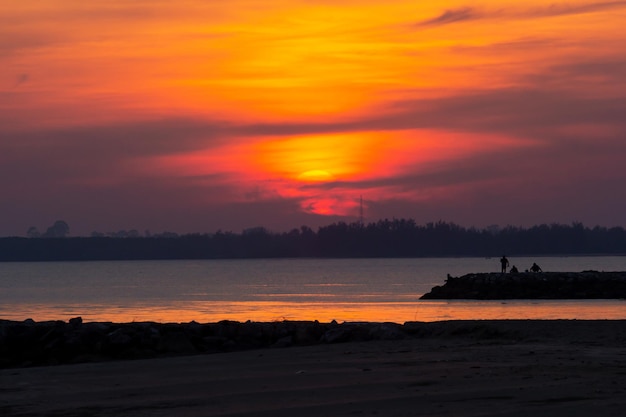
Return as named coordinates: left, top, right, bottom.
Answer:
left=5, top=258, right=626, bottom=325
left=5, top=300, right=626, bottom=324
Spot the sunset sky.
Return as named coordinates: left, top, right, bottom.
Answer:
left=2, top=1, right=626, bottom=236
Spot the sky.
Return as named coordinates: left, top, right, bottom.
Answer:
left=1, top=0, right=626, bottom=236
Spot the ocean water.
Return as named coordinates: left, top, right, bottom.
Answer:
left=1, top=256, right=625, bottom=323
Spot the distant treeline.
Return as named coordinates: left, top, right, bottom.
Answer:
left=1, top=220, right=625, bottom=261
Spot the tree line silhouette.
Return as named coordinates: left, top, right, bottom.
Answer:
left=1, top=220, right=625, bottom=261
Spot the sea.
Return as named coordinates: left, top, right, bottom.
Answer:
left=1, top=256, right=625, bottom=324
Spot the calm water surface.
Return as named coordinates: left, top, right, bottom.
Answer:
left=1, top=256, right=625, bottom=323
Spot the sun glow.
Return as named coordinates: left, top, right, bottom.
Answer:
left=250, top=132, right=390, bottom=182
left=140, top=127, right=534, bottom=217
left=1, top=0, right=624, bottom=237
left=297, top=170, right=335, bottom=182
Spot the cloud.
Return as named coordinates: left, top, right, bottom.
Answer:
left=416, top=1, right=626, bottom=27
left=451, top=36, right=569, bottom=55
left=1, top=0, right=625, bottom=236
left=529, top=1, right=626, bottom=18
left=226, top=55, right=626, bottom=140
left=6, top=66, right=623, bottom=202
left=0, top=117, right=236, bottom=200
left=369, top=87, right=626, bottom=137
left=2, top=84, right=625, bottom=236
left=3, top=117, right=229, bottom=154
left=13, top=73, right=29, bottom=88
left=0, top=30, right=65, bottom=55
left=418, top=7, right=478, bottom=26
left=527, top=58, right=626, bottom=88
left=354, top=133, right=626, bottom=228
left=227, top=90, right=625, bottom=140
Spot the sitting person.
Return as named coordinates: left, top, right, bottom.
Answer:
left=530, top=262, right=542, bottom=273
left=509, top=265, right=519, bottom=273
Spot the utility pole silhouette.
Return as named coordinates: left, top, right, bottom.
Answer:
left=359, top=195, right=364, bottom=227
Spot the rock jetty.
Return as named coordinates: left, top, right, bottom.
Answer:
left=420, top=271, right=626, bottom=299
left=4, top=316, right=626, bottom=369
left=0, top=318, right=437, bottom=368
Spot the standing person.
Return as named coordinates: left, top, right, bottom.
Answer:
left=500, top=255, right=509, bottom=273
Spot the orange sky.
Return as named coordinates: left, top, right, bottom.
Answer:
left=1, top=1, right=626, bottom=235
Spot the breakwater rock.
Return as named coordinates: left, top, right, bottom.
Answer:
left=420, top=271, right=626, bottom=300
left=0, top=318, right=434, bottom=368
left=5, top=317, right=626, bottom=368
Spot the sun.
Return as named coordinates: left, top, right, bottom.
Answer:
left=297, top=170, right=335, bottom=182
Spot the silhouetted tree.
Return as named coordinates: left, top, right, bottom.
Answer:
left=42, top=220, right=70, bottom=238
left=2, top=219, right=625, bottom=261
left=26, top=226, right=41, bottom=238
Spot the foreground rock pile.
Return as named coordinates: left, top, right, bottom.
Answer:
left=421, top=271, right=626, bottom=299
left=4, top=317, right=626, bottom=369
left=0, top=318, right=448, bottom=368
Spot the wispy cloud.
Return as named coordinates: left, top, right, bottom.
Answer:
left=417, top=1, right=626, bottom=27
left=13, top=73, right=29, bottom=88
left=418, top=7, right=478, bottom=26
left=529, top=1, right=626, bottom=18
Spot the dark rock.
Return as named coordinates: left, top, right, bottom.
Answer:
left=368, top=323, right=406, bottom=340
left=158, top=330, right=197, bottom=354
left=108, top=327, right=134, bottom=345
left=272, top=335, right=293, bottom=348
left=292, top=321, right=325, bottom=345
left=320, top=327, right=351, bottom=343
left=421, top=271, right=626, bottom=299
left=201, top=336, right=229, bottom=351
left=69, top=316, right=83, bottom=326
left=0, top=318, right=554, bottom=369
left=321, top=323, right=372, bottom=343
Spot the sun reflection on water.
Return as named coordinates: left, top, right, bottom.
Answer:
left=3, top=300, right=626, bottom=324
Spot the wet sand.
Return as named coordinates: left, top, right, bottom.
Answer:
left=3, top=320, right=626, bottom=416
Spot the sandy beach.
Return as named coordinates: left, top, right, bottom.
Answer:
left=2, top=320, right=626, bottom=416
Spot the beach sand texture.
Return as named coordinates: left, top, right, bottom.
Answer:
left=2, top=320, right=626, bottom=416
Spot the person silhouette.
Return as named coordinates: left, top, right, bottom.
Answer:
left=510, top=265, right=519, bottom=274
left=530, top=262, right=542, bottom=273
left=500, top=255, right=509, bottom=273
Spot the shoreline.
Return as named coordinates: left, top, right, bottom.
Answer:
left=3, top=319, right=626, bottom=416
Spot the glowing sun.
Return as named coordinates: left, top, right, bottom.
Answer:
left=297, top=170, right=335, bottom=182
